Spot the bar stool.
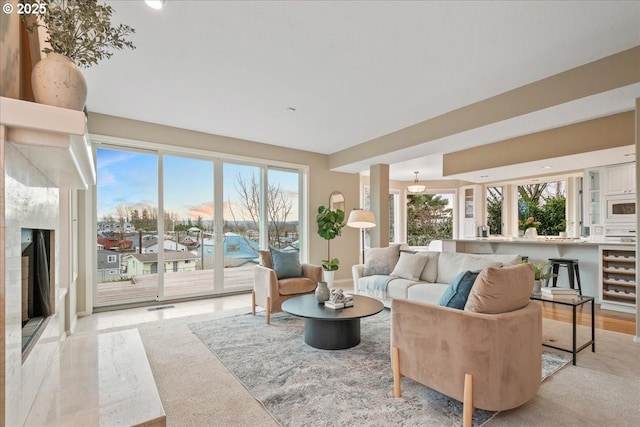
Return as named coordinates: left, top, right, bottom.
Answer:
left=548, top=258, right=582, bottom=295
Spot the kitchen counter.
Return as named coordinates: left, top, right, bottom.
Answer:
left=442, top=238, right=637, bottom=300
left=446, top=237, right=635, bottom=246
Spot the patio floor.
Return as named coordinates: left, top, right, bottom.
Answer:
left=96, top=266, right=255, bottom=304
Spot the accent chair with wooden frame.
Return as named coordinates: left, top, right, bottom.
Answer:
left=252, top=250, right=322, bottom=324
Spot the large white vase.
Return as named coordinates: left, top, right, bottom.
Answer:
left=31, top=53, right=87, bottom=111
left=524, top=227, right=538, bottom=239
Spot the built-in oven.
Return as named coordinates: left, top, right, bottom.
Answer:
left=606, top=195, right=636, bottom=223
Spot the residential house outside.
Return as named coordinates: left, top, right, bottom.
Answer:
left=96, top=249, right=123, bottom=282
left=130, top=235, right=189, bottom=254
left=123, top=251, right=199, bottom=276
left=98, top=221, right=136, bottom=234
left=194, top=232, right=259, bottom=268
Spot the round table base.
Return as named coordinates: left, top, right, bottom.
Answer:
left=304, top=318, right=361, bottom=350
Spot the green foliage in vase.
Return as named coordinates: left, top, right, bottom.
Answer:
left=316, top=206, right=345, bottom=271
left=531, top=262, right=556, bottom=281
left=25, top=0, right=135, bottom=68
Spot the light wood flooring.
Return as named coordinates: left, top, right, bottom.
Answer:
left=539, top=301, right=636, bottom=335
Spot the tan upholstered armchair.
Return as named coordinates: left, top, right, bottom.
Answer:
left=391, top=263, right=542, bottom=427
left=252, top=250, right=322, bottom=324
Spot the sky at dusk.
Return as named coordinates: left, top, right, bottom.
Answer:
left=96, top=148, right=300, bottom=223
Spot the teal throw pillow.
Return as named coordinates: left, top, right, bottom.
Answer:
left=438, top=270, right=481, bottom=310
left=270, top=247, right=303, bottom=279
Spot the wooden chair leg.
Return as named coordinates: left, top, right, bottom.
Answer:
left=463, top=373, right=473, bottom=427
left=251, top=290, right=256, bottom=316
left=266, top=296, right=271, bottom=325
left=392, top=346, right=401, bottom=397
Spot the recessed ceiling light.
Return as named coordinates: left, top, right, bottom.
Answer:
left=480, top=175, right=489, bottom=178
left=542, top=165, right=552, bottom=169
left=145, top=0, right=165, bottom=10
left=287, top=107, right=297, bottom=112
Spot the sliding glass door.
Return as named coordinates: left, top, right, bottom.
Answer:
left=95, top=144, right=305, bottom=306
left=222, top=163, right=262, bottom=293
left=162, top=155, right=215, bottom=298
left=96, top=147, right=159, bottom=305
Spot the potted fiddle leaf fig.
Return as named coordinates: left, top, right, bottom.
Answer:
left=24, top=0, right=136, bottom=110
left=316, top=205, right=345, bottom=287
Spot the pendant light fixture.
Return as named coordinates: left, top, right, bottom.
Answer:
left=407, top=171, right=426, bottom=194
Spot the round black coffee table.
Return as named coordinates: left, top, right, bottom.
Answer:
left=281, top=294, right=384, bottom=350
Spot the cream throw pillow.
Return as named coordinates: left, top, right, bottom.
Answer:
left=464, top=263, right=534, bottom=314
left=416, top=251, right=439, bottom=282
left=390, top=252, right=429, bottom=281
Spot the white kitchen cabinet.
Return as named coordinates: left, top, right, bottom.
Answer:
left=604, top=163, right=635, bottom=196
left=459, top=185, right=482, bottom=237
left=583, top=168, right=603, bottom=228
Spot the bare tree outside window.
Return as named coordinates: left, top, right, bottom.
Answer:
left=229, top=172, right=295, bottom=248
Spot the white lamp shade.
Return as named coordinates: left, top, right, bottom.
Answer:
left=346, top=209, right=376, bottom=229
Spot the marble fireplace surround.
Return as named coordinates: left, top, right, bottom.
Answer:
left=1, top=98, right=94, bottom=426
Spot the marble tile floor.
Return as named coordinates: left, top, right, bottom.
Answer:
left=23, top=293, right=254, bottom=427
left=75, top=293, right=254, bottom=333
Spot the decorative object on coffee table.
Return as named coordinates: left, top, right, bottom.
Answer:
left=324, top=288, right=353, bottom=309
left=315, top=281, right=330, bottom=303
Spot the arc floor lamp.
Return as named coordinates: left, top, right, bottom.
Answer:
left=346, top=209, right=376, bottom=263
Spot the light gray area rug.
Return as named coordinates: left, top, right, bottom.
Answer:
left=486, top=319, right=640, bottom=427
left=189, top=309, right=570, bottom=427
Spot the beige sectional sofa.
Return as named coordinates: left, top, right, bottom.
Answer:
left=351, top=244, right=522, bottom=307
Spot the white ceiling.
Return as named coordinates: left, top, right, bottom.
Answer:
left=84, top=1, right=640, bottom=182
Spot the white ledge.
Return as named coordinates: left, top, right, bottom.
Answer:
left=0, top=97, right=95, bottom=189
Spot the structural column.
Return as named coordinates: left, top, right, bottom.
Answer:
left=635, top=98, right=639, bottom=344
left=369, top=164, right=389, bottom=248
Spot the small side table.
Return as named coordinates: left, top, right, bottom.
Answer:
left=530, top=293, right=595, bottom=365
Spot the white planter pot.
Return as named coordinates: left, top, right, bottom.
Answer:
left=31, top=53, right=87, bottom=111
left=322, top=270, right=335, bottom=288
left=532, top=280, right=542, bottom=294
